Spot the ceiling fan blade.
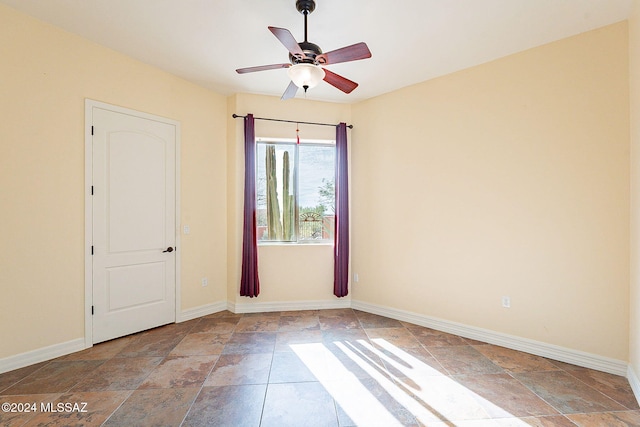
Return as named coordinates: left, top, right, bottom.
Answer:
left=323, top=69, right=358, bottom=94
left=236, top=63, right=291, bottom=74
left=281, top=80, right=298, bottom=100
left=268, top=26, right=305, bottom=58
left=317, top=42, right=371, bottom=65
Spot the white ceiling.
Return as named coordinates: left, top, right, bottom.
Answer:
left=1, top=0, right=633, bottom=103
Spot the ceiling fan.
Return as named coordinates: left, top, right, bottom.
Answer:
left=235, top=0, right=372, bottom=100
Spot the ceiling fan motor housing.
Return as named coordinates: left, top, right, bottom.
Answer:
left=290, top=41, right=323, bottom=65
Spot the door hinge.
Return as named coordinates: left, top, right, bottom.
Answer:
left=91, top=305, right=94, bottom=315
left=91, top=246, right=94, bottom=255
left=91, top=125, right=94, bottom=135
left=91, top=185, right=94, bottom=195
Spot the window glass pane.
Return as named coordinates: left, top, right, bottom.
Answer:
left=256, top=141, right=335, bottom=243
left=256, top=143, right=296, bottom=241
left=298, top=144, right=335, bottom=241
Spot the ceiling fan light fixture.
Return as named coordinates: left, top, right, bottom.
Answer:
left=287, top=63, right=325, bottom=92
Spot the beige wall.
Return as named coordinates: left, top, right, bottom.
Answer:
left=0, top=4, right=228, bottom=359
left=226, top=93, right=351, bottom=309
left=630, top=0, right=640, bottom=375
left=351, top=22, right=630, bottom=360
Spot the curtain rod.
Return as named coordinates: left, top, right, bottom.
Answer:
left=232, top=114, right=353, bottom=129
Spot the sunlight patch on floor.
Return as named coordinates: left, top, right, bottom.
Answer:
left=291, top=342, right=405, bottom=426
left=292, top=338, right=533, bottom=426
left=367, top=338, right=530, bottom=424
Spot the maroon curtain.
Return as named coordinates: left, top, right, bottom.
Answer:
left=334, top=123, right=349, bottom=297
left=240, top=114, right=260, bottom=297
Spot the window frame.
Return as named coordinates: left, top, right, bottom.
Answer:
left=256, top=136, right=335, bottom=245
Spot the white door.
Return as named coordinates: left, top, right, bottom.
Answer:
left=91, top=106, right=177, bottom=344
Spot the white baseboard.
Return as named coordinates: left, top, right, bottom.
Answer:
left=0, top=338, right=86, bottom=375
left=178, top=301, right=228, bottom=322
left=230, top=298, right=351, bottom=314
left=628, top=365, right=640, bottom=403
left=351, top=300, right=629, bottom=376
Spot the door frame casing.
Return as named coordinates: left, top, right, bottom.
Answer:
left=84, top=99, right=181, bottom=349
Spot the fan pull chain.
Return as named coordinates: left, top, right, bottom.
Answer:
left=296, top=123, right=300, bottom=144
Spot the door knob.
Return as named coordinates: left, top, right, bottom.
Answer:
left=163, top=247, right=174, bottom=253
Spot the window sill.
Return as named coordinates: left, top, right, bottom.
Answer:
left=258, top=241, right=334, bottom=247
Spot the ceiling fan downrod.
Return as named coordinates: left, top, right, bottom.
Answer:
left=290, top=0, right=322, bottom=67
left=296, top=0, right=315, bottom=43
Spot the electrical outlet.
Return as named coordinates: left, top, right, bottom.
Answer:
left=201, top=278, right=208, bottom=287
left=353, top=273, right=359, bottom=283
left=501, top=296, right=511, bottom=308
left=183, top=225, right=190, bottom=235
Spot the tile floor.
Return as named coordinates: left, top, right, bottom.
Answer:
left=1, top=309, right=639, bottom=426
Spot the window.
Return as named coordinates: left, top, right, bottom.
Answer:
left=256, top=138, right=335, bottom=243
